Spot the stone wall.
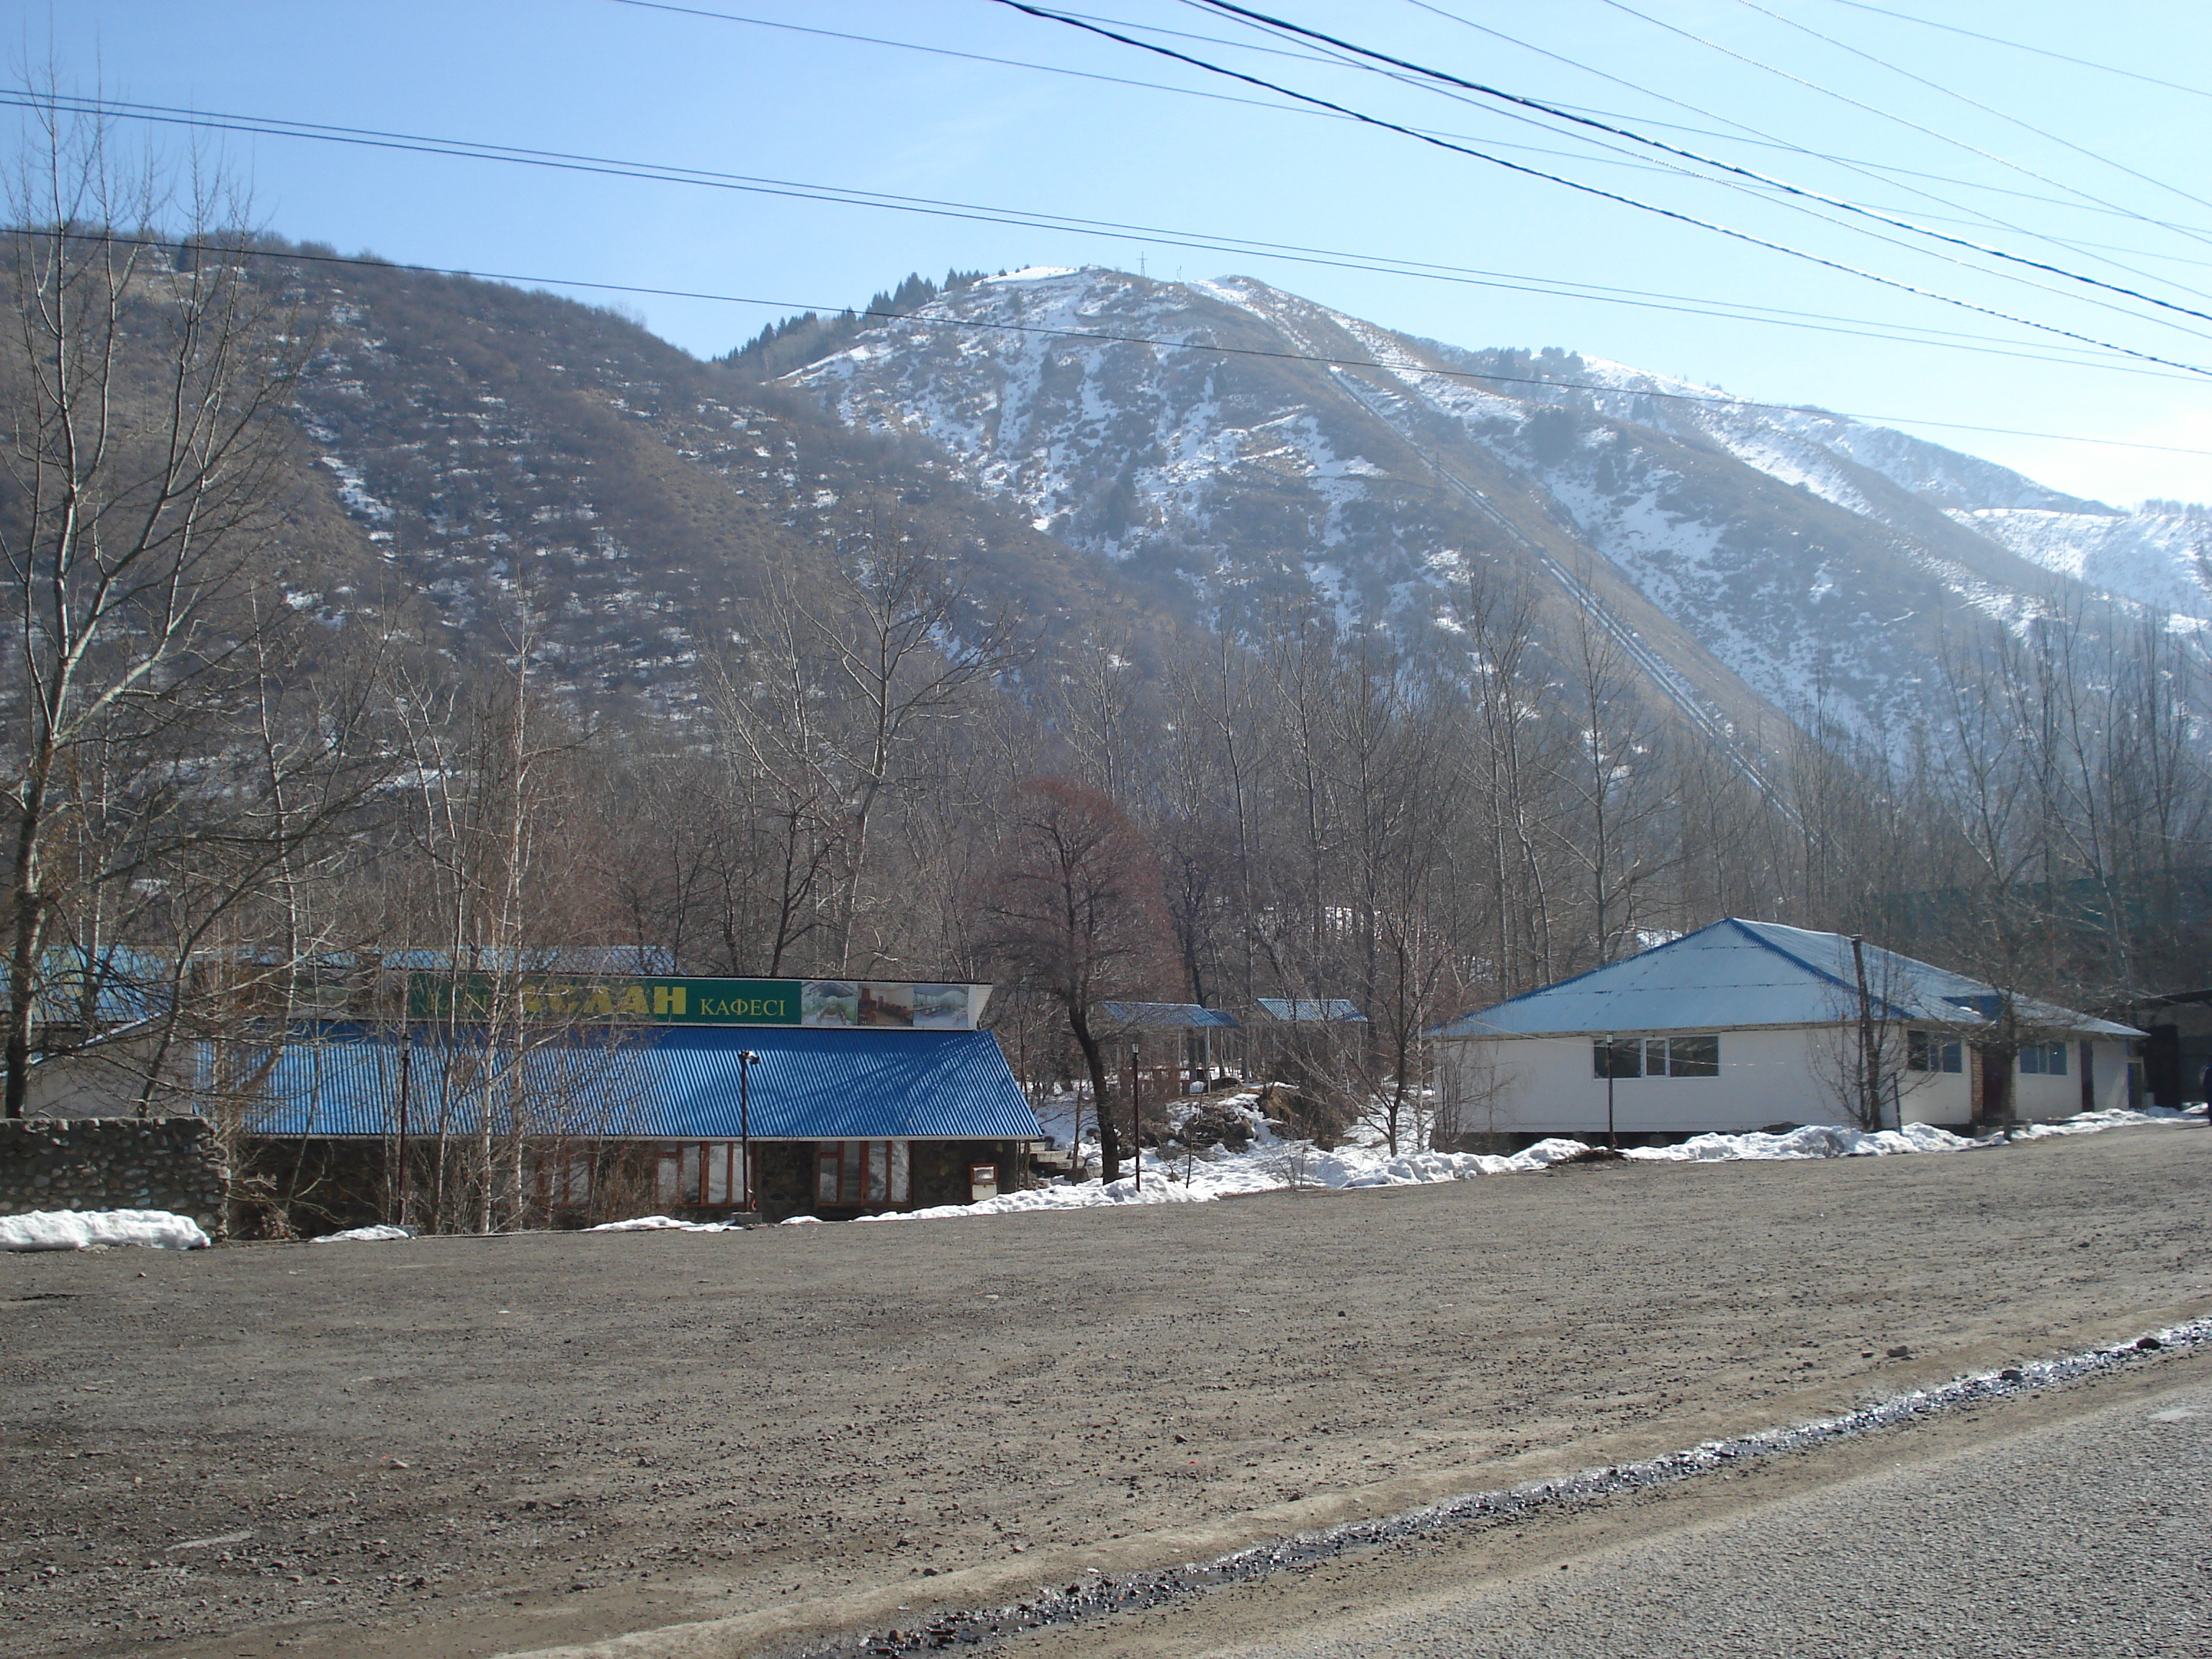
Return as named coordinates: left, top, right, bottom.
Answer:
left=0, top=1119, right=228, bottom=1236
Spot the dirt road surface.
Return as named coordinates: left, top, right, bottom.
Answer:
left=1, top=1125, right=2206, bottom=1659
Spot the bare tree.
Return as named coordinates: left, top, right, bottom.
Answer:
left=981, top=778, right=1175, bottom=1182
left=0, top=100, right=374, bottom=1119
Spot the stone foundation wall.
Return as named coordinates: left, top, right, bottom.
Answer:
left=0, top=1119, right=228, bottom=1236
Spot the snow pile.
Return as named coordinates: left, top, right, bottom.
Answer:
left=2010, top=1104, right=2205, bottom=1141
left=0, top=1209, right=210, bottom=1251
left=858, top=1091, right=2202, bottom=1226
left=312, top=1224, right=415, bottom=1244
left=1624, top=1121, right=1974, bottom=1163
left=588, top=1215, right=736, bottom=1233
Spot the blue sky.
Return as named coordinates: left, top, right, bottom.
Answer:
left=19, top=0, right=2212, bottom=505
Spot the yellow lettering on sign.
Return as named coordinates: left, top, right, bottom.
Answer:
left=588, top=986, right=614, bottom=1015
left=619, top=985, right=649, bottom=1016
left=654, top=984, right=686, bottom=1016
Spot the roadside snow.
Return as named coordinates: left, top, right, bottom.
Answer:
left=858, top=1097, right=2204, bottom=1225
left=0, top=1209, right=210, bottom=1251
left=588, top=1215, right=735, bottom=1232
left=312, top=1224, right=415, bottom=1244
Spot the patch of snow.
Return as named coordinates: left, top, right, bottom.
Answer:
left=311, top=1224, right=415, bottom=1244
left=588, top=1215, right=737, bottom=1232
left=0, top=1209, right=210, bottom=1251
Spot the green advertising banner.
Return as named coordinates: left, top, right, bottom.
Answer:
left=405, top=974, right=980, bottom=1030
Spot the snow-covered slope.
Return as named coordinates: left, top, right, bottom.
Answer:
left=788, top=268, right=2206, bottom=747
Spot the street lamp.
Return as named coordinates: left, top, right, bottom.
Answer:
left=1130, top=1038, right=1142, bottom=1192
left=1604, top=1032, right=1617, bottom=1151
left=738, top=1050, right=760, bottom=1213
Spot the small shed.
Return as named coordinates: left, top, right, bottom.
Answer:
left=1430, top=919, right=2141, bottom=1148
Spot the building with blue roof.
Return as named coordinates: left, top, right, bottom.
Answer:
left=1430, top=919, right=2142, bottom=1148
left=220, top=975, right=1044, bottom=1233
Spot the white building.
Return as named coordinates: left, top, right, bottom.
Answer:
left=1431, top=919, right=2141, bottom=1147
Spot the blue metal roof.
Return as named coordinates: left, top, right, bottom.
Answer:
left=376, top=946, right=675, bottom=974
left=222, top=1025, right=1044, bottom=1140
left=1099, top=1000, right=1241, bottom=1029
left=1254, top=997, right=1366, bottom=1023
left=4, top=948, right=171, bottom=1028
left=1430, top=918, right=2141, bottom=1039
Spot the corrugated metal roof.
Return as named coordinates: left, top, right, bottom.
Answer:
left=1098, top=1001, right=1241, bottom=1029
left=377, top=946, right=675, bottom=974
left=4, top=948, right=171, bottom=1028
left=1431, top=919, right=2142, bottom=1039
left=1254, top=997, right=1366, bottom=1023
left=222, top=1025, right=1044, bottom=1140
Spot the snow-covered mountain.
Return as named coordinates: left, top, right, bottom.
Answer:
left=789, top=267, right=2208, bottom=750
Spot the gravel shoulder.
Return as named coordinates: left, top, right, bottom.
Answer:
left=1, top=1125, right=2207, bottom=1659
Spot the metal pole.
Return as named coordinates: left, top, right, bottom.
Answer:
left=1851, top=935, right=1879, bottom=1130
left=739, top=1050, right=758, bottom=1212
left=1130, top=1038, right=1142, bottom=1192
left=1604, top=1031, right=1616, bottom=1151
left=395, top=1038, right=412, bottom=1227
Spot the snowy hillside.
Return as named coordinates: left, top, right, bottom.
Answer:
left=790, top=267, right=2200, bottom=747
left=1948, top=505, right=2212, bottom=620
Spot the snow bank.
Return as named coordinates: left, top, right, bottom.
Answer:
left=0, top=1209, right=210, bottom=1251
left=856, top=1095, right=2201, bottom=1225
left=587, top=1215, right=734, bottom=1233
left=1624, top=1121, right=1974, bottom=1162
left=312, top=1224, right=415, bottom=1244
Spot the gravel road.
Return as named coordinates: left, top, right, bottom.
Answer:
left=1093, top=1367, right=2212, bottom=1658
left=1, top=1124, right=2206, bottom=1659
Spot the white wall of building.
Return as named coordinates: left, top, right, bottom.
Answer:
left=1437, top=1028, right=2135, bottom=1139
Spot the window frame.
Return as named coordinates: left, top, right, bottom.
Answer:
left=812, top=1140, right=912, bottom=1208
left=1592, top=1034, right=1719, bottom=1079
left=655, top=1141, right=750, bottom=1208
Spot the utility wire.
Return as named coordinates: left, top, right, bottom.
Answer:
left=994, top=2, right=2212, bottom=375
left=31, top=227, right=2208, bottom=458
left=1591, top=0, right=2212, bottom=250
left=17, top=89, right=2176, bottom=379
left=1733, top=0, right=2212, bottom=217
left=1177, top=0, right=2212, bottom=332
left=608, top=0, right=2212, bottom=253
left=1823, top=0, right=2212, bottom=103
left=1396, top=0, right=2212, bottom=302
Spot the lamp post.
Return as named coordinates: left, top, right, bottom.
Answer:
left=1130, top=1038, right=1142, bottom=1192
left=738, top=1050, right=759, bottom=1213
left=1604, top=1031, right=1617, bottom=1151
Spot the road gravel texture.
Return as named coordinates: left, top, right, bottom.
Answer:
left=0, top=1125, right=2206, bottom=1659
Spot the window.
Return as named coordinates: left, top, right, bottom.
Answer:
left=1907, top=1031, right=1964, bottom=1074
left=1665, top=1035, right=1719, bottom=1077
left=1593, top=1038, right=1641, bottom=1079
left=814, top=1141, right=912, bottom=1207
left=1593, top=1035, right=1719, bottom=1079
left=656, top=1141, right=749, bottom=1206
left=2019, top=1043, right=2067, bottom=1076
left=530, top=1149, right=594, bottom=1207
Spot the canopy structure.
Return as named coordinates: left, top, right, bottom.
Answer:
left=219, top=1023, right=1043, bottom=1141
left=1253, top=997, right=1366, bottom=1023
left=1098, top=1001, right=1241, bottom=1030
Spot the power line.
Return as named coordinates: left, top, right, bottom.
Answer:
left=608, top=0, right=2212, bottom=265
left=15, top=88, right=2182, bottom=380
left=1589, top=0, right=2212, bottom=252
left=1823, top=0, right=2212, bottom=102
left=1394, top=0, right=2212, bottom=305
left=994, top=2, right=2212, bottom=376
left=1177, top=0, right=2212, bottom=333
left=29, top=226, right=2211, bottom=458
left=1732, top=0, right=2212, bottom=218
